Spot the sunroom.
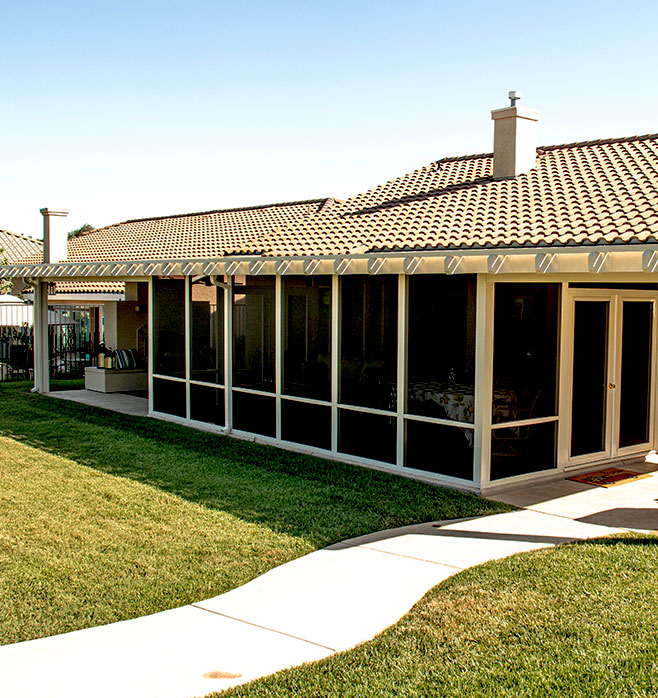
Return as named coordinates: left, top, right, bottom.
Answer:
left=141, top=255, right=657, bottom=494
left=5, top=98, right=658, bottom=495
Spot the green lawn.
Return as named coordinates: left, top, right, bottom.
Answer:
left=218, top=533, right=658, bottom=698
left=0, top=382, right=509, bottom=645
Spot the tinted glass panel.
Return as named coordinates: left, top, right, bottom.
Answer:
left=283, top=276, right=331, bottom=400
left=571, top=301, right=609, bottom=457
left=405, top=419, right=473, bottom=480
left=619, top=301, right=653, bottom=448
left=152, top=377, right=186, bottom=417
left=191, top=281, right=224, bottom=384
left=340, top=276, right=397, bottom=411
left=232, top=391, right=276, bottom=437
left=338, top=409, right=396, bottom=464
left=190, top=384, right=225, bottom=427
left=233, top=276, right=275, bottom=392
left=407, top=275, right=476, bottom=422
left=282, top=399, right=331, bottom=450
left=153, top=278, right=185, bottom=378
left=491, top=421, right=557, bottom=480
left=493, top=284, right=560, bottom=423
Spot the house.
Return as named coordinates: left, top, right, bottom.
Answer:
left=0, top=229, right=43, bottom=295
left=0, top=227, right=117, bottom=376
left=2, top=95, right=658, bottom=495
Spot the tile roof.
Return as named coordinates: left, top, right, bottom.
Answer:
left=0, top=231, right=123, bottom=295
left=52, top=280, right=125, bottom=295
left=4, top=135, right=658, bottom=272
left=0, top=230, right=43, bottom=263
left=66, top=199, right=334, bottom=263
left=251, top=134, right=658, bottom=257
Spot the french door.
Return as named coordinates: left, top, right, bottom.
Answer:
left=567, top=290, right=657, bottom=465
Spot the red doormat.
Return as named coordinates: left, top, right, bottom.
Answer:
left=568, top=467, right=651, bottom=488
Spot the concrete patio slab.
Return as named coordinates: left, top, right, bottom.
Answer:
left=491, top=471, right=658, bottom=531
left=50, top=389, right=148, bottom=417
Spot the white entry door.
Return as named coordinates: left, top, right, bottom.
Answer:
left=567, top=291, right=657, bottom=465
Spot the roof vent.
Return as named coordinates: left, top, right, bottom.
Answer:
left=491, top=92, right=539, bottom=179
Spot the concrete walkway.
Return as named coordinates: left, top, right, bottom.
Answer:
left=1, top=471, right=657, bottom=698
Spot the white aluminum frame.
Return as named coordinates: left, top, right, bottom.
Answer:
left=144, top=269, right=658, bottom=493
left=563, top=287, right=658, bottom=468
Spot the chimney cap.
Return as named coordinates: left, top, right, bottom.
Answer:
left=508, top=90, right=521, bottom=106
left=40, top=208, right=70, bottom=217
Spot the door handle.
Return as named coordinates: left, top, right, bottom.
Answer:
left=608, top=383, right=616, bottom=389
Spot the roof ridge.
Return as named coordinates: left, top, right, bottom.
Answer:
left=0, top=229, right=43, bottom=245
left=433, top=133, right=658, bottom=164
left=92, top=198, right=332, bottom=234
left=538, top=132, right=658, bottom=152
left=436, top=152, right=492, bottom=164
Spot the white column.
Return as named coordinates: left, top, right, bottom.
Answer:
left=331, top=275, right=339, bottom=452
left=275, top=274, right=283, bottom=440
left=185, top=276, right=191, bottom=420
left=224, top=277, right=233, bottom=431
left=33, top=279, right=50, bottom=393
left=473, top=274, right=494, bottom=489
left=396, top=274, right=407, bottom=469
left=147, top=277, right=154, bottom=415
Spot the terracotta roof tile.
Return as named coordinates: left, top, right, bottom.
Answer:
left=66, top=199, right=334, bottom=263
left=0, top=230, right=43, bottom=263
left=12, top=134, right=658, bottom=267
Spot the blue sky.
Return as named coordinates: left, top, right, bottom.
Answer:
left=2, top=0, right=657, bottom=237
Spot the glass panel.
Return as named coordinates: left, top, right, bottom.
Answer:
left=283, top=276, right=332, bottom=400
left=619, top=301, right=653, bottom=449
left=338, top=409, right=396, bottom=464
left=405, top=419, right=474, bottom=480
left=152, top=377, right=186, bottom=418
left=493, top=283, right=560, bottom=423
left=191, top=280, right=224, bottom=385
left=491, top=421, right=557, bottom=480
left=153, top=278, right=185, bottom=378
left=190, top=384, right=225, bottom=427
left=233, top=276, right=275, bottom=392
left=232, top=391, right=276, bottom=437
left=281, top=399, right=331, bottom=450
left=571, top=301, right=609, bottom=457
left=340, top=276, right=397, bottom=411
left=407, top=275, right=476, bottom=422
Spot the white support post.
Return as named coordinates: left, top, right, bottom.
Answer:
left=148, top=277, right=154, bottom=415
left=396, top=274, right=407, bottom=469
left=185, top=276, right=191, bottom=420
left=555, top=281, right=571, bottom=468
left=224, top=277, right=234, bottom=431
left=473, top=274, right=494, bottom=489
left=33, top=279, right=50, bottom=393
left=331, top=275, right=339, bottom=452
left=275, top=274, right=283, bottom=440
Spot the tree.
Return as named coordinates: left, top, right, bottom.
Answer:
left=67, top=223, right=95, bottom=240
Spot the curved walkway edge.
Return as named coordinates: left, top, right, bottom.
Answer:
left=2, top=472, right=657, bottom=698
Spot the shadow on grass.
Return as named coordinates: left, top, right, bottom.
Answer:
left=0, top=383, right=510, bottom=546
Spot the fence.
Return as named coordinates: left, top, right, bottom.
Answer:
left=0, top=303, right=93, bottom=381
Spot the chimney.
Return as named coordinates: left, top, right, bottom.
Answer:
left=491, top=91, right=539, bottom=179
left=40, top=208, right=70, bottom=263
